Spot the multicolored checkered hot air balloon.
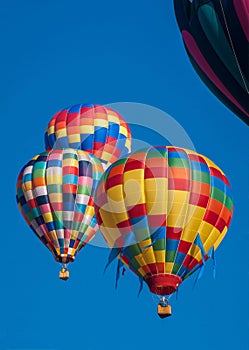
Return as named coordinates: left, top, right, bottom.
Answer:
left=16, top=148, right=103, bottom=280
left=174, top=0, right=249, bottom=125
left=44, top=104, right=132, bottom=169
left=94, top=146, right=233, bottom=318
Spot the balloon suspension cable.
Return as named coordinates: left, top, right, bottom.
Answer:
left=218, top=0, right=248, bottom=93
left=59, top=263, right=69, bottom=281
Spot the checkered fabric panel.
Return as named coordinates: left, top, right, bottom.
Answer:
left=44, top=104, right=131, bottom=170
left=16, top=149, right=103, bottom=263
left=95, top=146, right=233, bottom=281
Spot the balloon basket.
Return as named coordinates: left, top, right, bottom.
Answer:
left=59, top=267, right=69, bottom=281
left=157, top=304, right=172, bottom=319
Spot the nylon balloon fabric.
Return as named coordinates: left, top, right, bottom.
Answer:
left=16, top=149, right=103, bottom=264
left=174, top=0, right=249, bottom=125
left=44, top=104, right=132, bottom=169
left=95, top=146, right=233, bottom=295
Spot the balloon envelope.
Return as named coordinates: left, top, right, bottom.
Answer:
left=17, top=148, right=103, bottom=264
left=44, top=104, right=132, bottom=169
left=95, top=146, right=233, bottom=295
left=174, top=0, right=249, bottom=125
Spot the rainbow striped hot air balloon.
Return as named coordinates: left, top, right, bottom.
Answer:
left=94, top=146, right=233, bottom=317
left=16, top=148, right=103, bottom=280
left=44, top=104, right=132, bottom=169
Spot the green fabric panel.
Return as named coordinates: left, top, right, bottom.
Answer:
left=153, top=238, right=165, bottom=251
left=168, top=158, right=190, bottom=168
left=192, top=170, right=210, bottom=183
left=126, top=243, right=141, bottom=257
left=79, top=185, right=91, bottom=196
left=134, top=228, right=151, bottom=242
left=166, top=251, right=176, bottom=262
left=63, top=152, right=78, bottom=160
left=198, top=4, right=249, bottom=90
left=33, top=168, right=45, bottom=178
left=78, top=185, right=90, bottom=195
left=171, top=263, right=181, bottom=275
left=147, top=148, right=167, bottom=159
left=129, top=257, right=141, bottom=271
left=47, top=184, right=61, bottom=193
left=211, top=187, right=226, bottom=203
left=224, top=195, right=233, bottom=211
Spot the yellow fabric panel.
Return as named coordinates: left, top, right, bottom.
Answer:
left=68, top=248, right=76, bottom=256
left=99, top=208, right=128, bottom=227
left=22, top=181, right=32, bottom=191
left=94, top=119, right=108, bottom=127
left=137, top=267, right=147, bottom=277
left=146, top=200, right=167, bottom=215
left=47, top=193, right=62, bottom=202
left=85, top=205, right=94, bottom=217
left=55, top=129, right=67, bottom=138
left=167, top=214, right=188, bottom=228
left=154, top=250, right=166, bottom=263
left=46, top=175, right=62, bottom=184
left=168, top=202, right=189, bottom=216
left=125, top=138, right=131, bottom=149
left=124, top=169, right=144, bottom=182
left=141, top=247, right=156, bottom=265
left=138, top=239, right=152, bottom=249
left=167, top=190, right=190, bottom=217
left=80, top=125, right=94, bottom=134
left=101, top=151, right=112, bottom=162
left=180, top=206, right=206, bottom=242
left=119, top=125, right=129, bottom=136
left=198, top=221, right=215, bottom=241
left=49, top=231, right=59, bottom=244
left=135, top=253, right=147, bottom=268
left=165, top=262, right=174, bottom=274
left=43, top=212, right=54, bottom=223
left=62, top=158, right=78, bottom=167
left=46, top=126, right=55, bottom=136
left=123, top=186, right=145, bottom=207
left=106, top=185, right=124, bottom=201
left=107, top=114, right=120, bottom=124
left=145, top=178, right=168, bottom=200
left=202, top=227, right=225, bottom=254
left=70, top=230, right=78, bottom=240
left=188, top=243, right=200, bottom=259
left=67, top=133, right=81, bottom=143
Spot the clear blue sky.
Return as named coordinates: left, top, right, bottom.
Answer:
left=1, top=1, right=248, bottom=349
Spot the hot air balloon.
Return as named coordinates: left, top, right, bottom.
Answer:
left=174, top=0, right=249, bottom=125
left=94, top=146, right=233, bottom=317
left=16, top=148, right=103, bottom=280
left=44, top=104, right=132, bottom=169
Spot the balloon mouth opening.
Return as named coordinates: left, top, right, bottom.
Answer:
left=55, top=256, right=75, bottom=264
left=145, top=274, right=182, bottom=295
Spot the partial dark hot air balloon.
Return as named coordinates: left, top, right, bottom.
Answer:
left=95, top=146, right=233, bottom=317
left=44, top=104, right=132, bottom=169
left=174, top=0, right=249, bottom=125
left=16, top=148, right=103, bottom=280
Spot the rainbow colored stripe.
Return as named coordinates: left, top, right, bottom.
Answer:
left=95, top=146, right=233, bottom=284
left=16, top=149, right=103, bottom=263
